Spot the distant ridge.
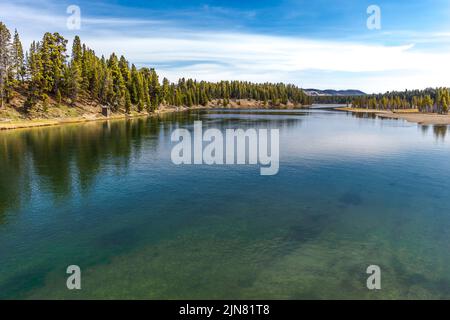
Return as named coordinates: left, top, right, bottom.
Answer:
left=304, top=89, right=366, bottom=96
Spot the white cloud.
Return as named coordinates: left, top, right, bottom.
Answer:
left=2, top=1, right=450, bottom=93
left=83, top=33, right=450, bottom=92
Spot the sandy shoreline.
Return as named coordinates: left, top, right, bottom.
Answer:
left=376, top=112, right=450, bottom=125
left=335, top=107, right=450, bottom=125
left=0, top=112, right=162, bottom=131
left=0, top=106, right=204, bottom=131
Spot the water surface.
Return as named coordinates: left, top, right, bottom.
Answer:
left=0, top=108, right=449, bottom=299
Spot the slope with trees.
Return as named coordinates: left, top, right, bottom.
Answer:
left=0, top=22, right=312, bottom=122
left=351, top=88, right=450, bottom=114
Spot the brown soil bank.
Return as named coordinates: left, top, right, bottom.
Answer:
left=0, top=97, right=304, bottom=131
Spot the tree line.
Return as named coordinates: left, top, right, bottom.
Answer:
left=351, top=88, right=450, bottom=114
left=0, top=22, right=311, bottom=113
left=312, top=95, right=355, bottom=104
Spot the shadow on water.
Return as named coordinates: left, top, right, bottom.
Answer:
left=420, top=124, right=448, bottom=141
left=349, top=112, right=378, bottom=119
left=199, top=113, right=303, bottom=131
left=0, top=113, right=184, bottom=224
left=0, top=264, right=52, bottom=299
left=203, top=110, right=308, bottom=116
left=339, top=192, right=364, bottom=207
left=0, top=137, right=32, bottom=225
left=420, top=125, right=429, bottom=136
left=433, top=125, right=448, bottom=141
left=94, top=226, right=141, bottom=252
left=285, top=191, right=363, bottom=250
left=0, top=109, right=301, bottom=224
left=287, top=214, right=332, bottom=243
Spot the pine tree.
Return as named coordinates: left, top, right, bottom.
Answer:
left=145, top=92, right=151, bottom=112
left=67, top=61, right=82, bottom=104
left=107, top=53, right=126, bottom=111
left=119, top=55, right=130, bottom=85
left=56, top=88, right=62, bottom=105
left=124, top=89, right=131, bottom=114
left=186, top=91, right=193, bottom=107
left=442, top=95, right=448, bottom=114
left=80, top=44, right=90, bottom=91
left=137, top=99, right=143, bottom=112
left=67, top=37, right=83, bottom=102
left=39, top=32, right=68, bottom=95
left=129, top=64, right=139, bottom=104
left=90, top=63, right=101, bottom=99
left=148, top=68, right=160, bottom=110
left=12, top=29, right=24, bottom=82
left=162, top=77, right=170, bottom=104
left=0, top=22, right=12, bottom=109
left=71, top=35, right=82, bottom=64
left=24, top=42, right=39, bottom=110
left=100, top=68, right=113, bottom=105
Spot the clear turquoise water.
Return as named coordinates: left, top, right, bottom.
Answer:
left=0, top=108, right=449, bottom=299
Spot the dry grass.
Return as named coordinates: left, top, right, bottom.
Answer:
left=333, top=107, right=390, bottom=114
left=392, top=109, right=419, bottom=113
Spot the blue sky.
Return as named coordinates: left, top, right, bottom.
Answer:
left=1, top=0, right=450, bottom=93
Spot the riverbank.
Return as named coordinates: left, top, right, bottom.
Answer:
left=335, top=107, right=450, bottom=125
left=0, top=99, right=305, bottom=131
left=0, top=112, right=148, bottom=130
left=0, top=107, right=208, bottom=131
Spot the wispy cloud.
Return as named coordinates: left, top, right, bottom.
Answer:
left=84, top=32, right=450, bottom=92
left=1, top=0, right=450, bottom=93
